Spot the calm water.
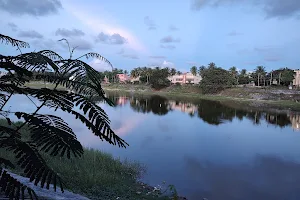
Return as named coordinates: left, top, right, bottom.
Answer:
left=6, top=93, right=300, bottom=200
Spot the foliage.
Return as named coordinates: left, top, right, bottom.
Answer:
left=200, top=66, right=235, bottom=94
left=149, top=67, right=171, bottom=90
left=280, top=68, right=295, bottom=86
left=0, top=33, right=128, bottom=199
left=190, top=66, right=197, bottom=76
left=252, top=66, right=267, bottom=86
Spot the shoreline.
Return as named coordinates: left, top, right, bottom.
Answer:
left=103, top=87, right=300, bottom=113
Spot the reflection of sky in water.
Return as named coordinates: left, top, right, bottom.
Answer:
left=5, top=95, right=300, bottom=200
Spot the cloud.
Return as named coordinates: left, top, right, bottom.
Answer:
left=144, top=16, right=157, bottom=30
left=228, top=30, right=243, bottom=36
left=263, top=0, right=300, bottom=19
left=243, top=61, right=262, bottom=65
left=95, top=32, right=127, bottom=45
left=55, top=28, right=85, bottom=37
left=169, top=25, right=179, bottom=31
left=162, top=60, right=175, bottom=68
left=18, top=30, right=43, bottom=39
left=160, top=44, right=176, bottom=49
left=64, top=3, right=147, bottom=53
left=160, top=36, right=181, bottom=43
left=254, top=46, right=279, bottom=52
left=7, top=22, right=18, bottom=32
left=149, top=56, right=167, bottom=59
left=89, top=59, right=112, bottom=72
left=31, top=39, right=62, bottom=51
left=190, top=0, right=300, bottom=19
left=0, top=0, right=62, bottom=16
left=123, top=54, right=139, bottom=59
left=59, top=38, right=93, bottom=50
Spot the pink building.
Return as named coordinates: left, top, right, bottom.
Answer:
left=116, top=73, right=129, bottom=83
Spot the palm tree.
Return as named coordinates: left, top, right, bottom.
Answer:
left=198, top=65, right=206, bottom=76
left=255, top=66, right=266, bottom=86
left=176, top=71, right=182, bottom=75
left=229, top=66, right=238, bottom=84
left=240, top=69, right=247, bottom=77
left=190, top=66, right=197, bottom=76
left=0, top=33, right=128, bottom=199
left=170, top=68, right=177, bottom=76
left=208, top=62, right=216, bottom=69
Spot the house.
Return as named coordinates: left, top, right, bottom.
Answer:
left=130, top=76, right=141, bottom=83
left=168, top=72, right=202, bottom=85
left=116, top=73, right=129, bottom=83
left=293, top=69, right=300, bottom=87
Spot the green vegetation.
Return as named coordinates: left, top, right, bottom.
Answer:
left=200, top=65, right=235, bottom=94
left=0, top=120, right=178, bottom=200
left=0, top=33, right=127, bottom=199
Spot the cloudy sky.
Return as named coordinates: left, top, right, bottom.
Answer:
left=0, top=0, right=300, bottom=72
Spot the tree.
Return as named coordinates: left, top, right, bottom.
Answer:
left=170, top=68, right=176, bottom=76
left=252, top=66, right=266, bottom=86
left=190, top=66, right=197, bottom=76
left=200, top=67, right=235, bottom=94
left=176, top=71, right=182, bottom=75
left=280, top=68, right=295, bottom=86
left=0, top=34, right=128, bottom=199
left=198, top=65, right=206, bottom=76
left=208, top=62, right=216, bottom=69
left=149, top=67, right=171, bottom=89
left=238, top=69, right=250, bottom=84
left=229, top=66, right=238, bottom=85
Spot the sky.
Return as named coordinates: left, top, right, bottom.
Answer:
left=0, top=0, right=300, bottom=73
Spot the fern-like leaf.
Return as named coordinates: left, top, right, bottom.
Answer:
left=76, top=52, right=113, bottom=69
left=0, top=158, right=15, bottom=169
left=0, top=125, right=21, bottom=138
left=0, top=169, right=38, bottom=200
left=15, top=112, right=83, bottom=158
left=37, top=50, right=63, bottom=61
left=0, top=137, right=64, bottom=192
left=0, top=94, right=6, bottom=109
left=0, top=34, right=30, bottom=48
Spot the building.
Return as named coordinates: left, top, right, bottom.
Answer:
left=293, top=69, right=300, bottom=86
left=130, top=76, right=141, bottom=83
left=116, top=73, right=129, bottom=83
left=168, top=72, right=202, bottom=85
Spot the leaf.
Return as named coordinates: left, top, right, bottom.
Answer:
left=15, top=112, right=84, bottom=158
left=0, top=169, right=38, bottom=200
left=0, top=158, right=15, bottom=169
left=0, top=137, right=65, bottom=192
left=0, top=34, right=30, bottom=48
left=0, top=125, right=21, bottom=138
left=0, top=94, right=6, bottom=109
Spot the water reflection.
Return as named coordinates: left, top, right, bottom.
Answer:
left=184, top=155, right=300, bottom=200
left=104, top=93, right=300, bottom=131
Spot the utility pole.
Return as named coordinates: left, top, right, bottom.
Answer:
left=270, top=71, right=273, bottom=85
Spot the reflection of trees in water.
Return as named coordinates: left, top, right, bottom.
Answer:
left=130, top=95, right=171, bottom=116
left=104, top=93, right=294, bottom=128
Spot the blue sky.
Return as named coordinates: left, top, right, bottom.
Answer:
left=0, top=0, right=300, bottom=73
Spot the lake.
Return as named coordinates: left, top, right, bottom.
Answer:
left=6, top=93, right=300, bottom=200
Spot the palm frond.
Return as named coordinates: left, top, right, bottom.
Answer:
left=0, top=158, right=15, bottom=169
left=0, top=34, right=30, bottom=48
left=0, top=94, right=6, bottom=109
left=0, top=125, right=21, bottom=138
left=14, top=52, right=59, bottom=73
left=15, top=112, right=83, bottom=158
left=0, top=83, right=24, bottom=94
left=76, top=52, right=113, bottom=69
left=68, top=106, right=128, bottom=148
left=0, top=137, right=64, bottom=192
left=37, top=50, right=63, bottom=61
left=0, top=169, right=38, bottom=200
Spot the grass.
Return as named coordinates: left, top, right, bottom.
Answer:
left=0, top=120, right=178, bottom=200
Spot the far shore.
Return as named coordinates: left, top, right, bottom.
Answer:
left=24, top=81, right=300, bottom=112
